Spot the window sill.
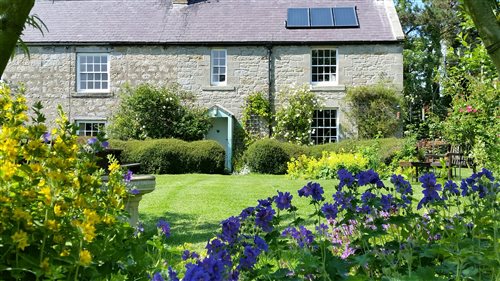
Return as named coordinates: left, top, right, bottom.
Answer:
left=202, top=86, right=236, bottom=91
left=72, top=92, right=113, bottom=98
left=310, top=85, right=346, bottom=92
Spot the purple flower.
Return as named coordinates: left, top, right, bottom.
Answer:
left=168, top=267, right=179, bottom=281
left=460, top=180, right=468, bottom=196
left=361, top=190, right=376, bottom=203
left=337, top=169, right=355, bottom=189
left=255, top=207, right=275, bottom=232
left=42, top=132, right=51, bottom=143
left=183, top=264, right=211, bottom=281
left=341, top=245, right=356, bottom=259
left=206, top=239, right=225, bottom=255
left=443, top=180, right=460, bottom=196
left=310, top=183, right=325, bottom=201
left=333, top=191, right=353, bottom=211
left=417, top=173, right=442, bottom=209
left=239, top=207, right=255, bottom=220
left=134, top=222, right=144, bottom=236
left=220, top=216, right=240, bottom=244
left=239, top=246, right=261, bottom=270
left=87, top=137, right=98, bottom=145
left=316, top=223, right=329, bottom=235
left=229, top=270, right=239, bottom=281
left=299, top=182, right=324, bottom=201
left=275, top=191, right=293, bottom=210
left=101, top=141, right=109, bottom=149
left=321, top=203, right=338, bottom=220
left=390, top=174, right=412, bottom=195
left=182, top=250, right=194, bottom=261
left=298, top=182, right=324, bottom=201
left=257, top=198, right=272, bottom=208
left=129, top=188, right=140, bottom=195
left=124, top=170, right=133, bottom=182
left=380, top=194, right=395, bottom=211
left=156, top=219, right=171, bottom=238
left=479, top=168, right=495, bottom=181
left=254, top=235, right=269, bottom=252
left=357, top=170, right=384, bottom=187
left=151, top=272, right=164, bottom=281
left=282, top=226, right=314, bottom=248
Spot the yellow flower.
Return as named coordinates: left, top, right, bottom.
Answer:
left=53, top=204, right=62, bottom=216
left=82, top=222, right=96, bottom=242
left=60, top=249, right=70, bottom=257
left=39, top=186, right=52, bottom=204
left=11, top=230, right=29, bottom=250
left=108, top=161, right=120, bottom=172
left=45, top=219, right=59, bottom=232
left=83, top=209, right=100, bottom=224
left=79, top=249, right=92, bottom=266
left=102, top=214, right=116, bottom=225
left=1, top=161, right=19, bottom=180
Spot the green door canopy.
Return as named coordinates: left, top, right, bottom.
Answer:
left=207, top=105, right=234, bottom=172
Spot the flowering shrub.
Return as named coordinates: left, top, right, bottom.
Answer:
left=0, top=84, right=144, bottom=279
left=150, top=168, right=498, bottom=280
left=273, top=85, right=322, bottom=145
left=287, top=151, right=369, bottom=179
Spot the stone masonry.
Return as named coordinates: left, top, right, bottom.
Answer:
left=3, top=43, right=403, bottom=138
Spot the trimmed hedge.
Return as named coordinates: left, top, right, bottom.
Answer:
left=109, top=139, right=225, bottom=174
left=244, top=139, right=292, bottom=174
left=244, top=138, right=405, bottom=174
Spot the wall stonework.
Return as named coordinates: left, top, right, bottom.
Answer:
left=3, top=43, right=402, bottom=139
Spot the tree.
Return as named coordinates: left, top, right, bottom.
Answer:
left=395, top=0, right=462, bottom=138
left=0, top=0, right=36, bottom=77
left=463, top=0, right=500, bottom=74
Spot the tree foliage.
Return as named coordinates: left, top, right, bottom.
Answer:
left=0, top=0, right=39, bottom=77
left=463, top=0, right=500, bottom=74
left=107, top=84, right=211, bottom=141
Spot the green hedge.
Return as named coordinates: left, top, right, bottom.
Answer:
left=244, top=139, right=293, bottom=174
left=245, top=138, right=405, bottom=174
left=109, top=139, right=225, bottom=174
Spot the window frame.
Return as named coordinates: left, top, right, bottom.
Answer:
left=76, top=53, right=110, bottom=93
left=75, top=119, right=107, bottom=137
left=311, top=48, right=338, bottom=86
left=210, top=49, right=227, bottom=86
left=310, top=108, right=339, bottom=145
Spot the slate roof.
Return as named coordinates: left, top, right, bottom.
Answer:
left=22, top=0, right=404, bottom=44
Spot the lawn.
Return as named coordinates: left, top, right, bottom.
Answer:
left=139, top=174, right=336, bottom=251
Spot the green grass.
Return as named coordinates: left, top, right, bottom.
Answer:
left=139, top=174, right=336, bottom=251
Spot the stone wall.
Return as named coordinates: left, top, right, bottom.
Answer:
left=3, top=43, right=402, bottom=138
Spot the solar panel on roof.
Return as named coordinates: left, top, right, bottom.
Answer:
left=333, top=7, right=359, bottom=27
left=287, top=8, right=310, bottom=28
left=310, top=8, right=334, bottom=27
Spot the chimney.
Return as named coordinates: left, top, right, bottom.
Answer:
left=173, top=0, right=188, bottom=6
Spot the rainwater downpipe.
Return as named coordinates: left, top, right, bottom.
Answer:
left=266, top=44, right=273, bottom=137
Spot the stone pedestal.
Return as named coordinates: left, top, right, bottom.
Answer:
left=125, top=175, right=156, bottom=226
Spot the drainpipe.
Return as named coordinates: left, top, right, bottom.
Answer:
left=266, top=44, right=273, bottom=137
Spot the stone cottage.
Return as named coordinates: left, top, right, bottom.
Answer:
left=2, top=0, right=404, bottom=170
